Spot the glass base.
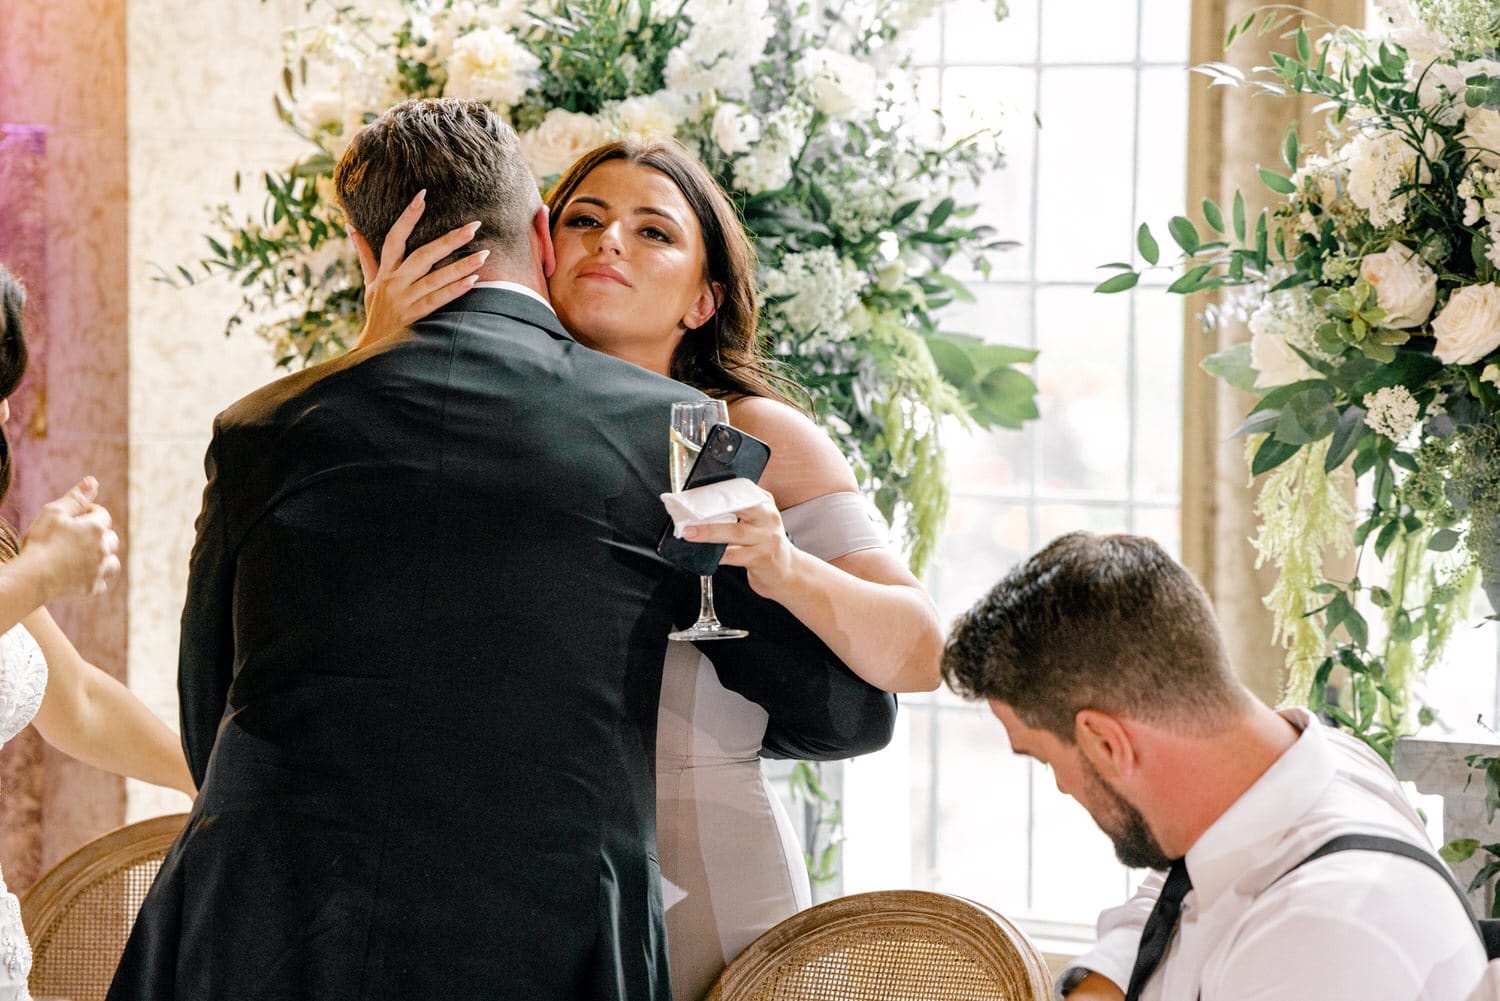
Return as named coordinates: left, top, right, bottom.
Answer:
left=669, top=622, right=749, bottom=641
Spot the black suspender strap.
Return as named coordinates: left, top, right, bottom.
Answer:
left=1275, top=834, right=1485, bottom=944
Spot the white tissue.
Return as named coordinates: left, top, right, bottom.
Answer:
left=660, top=478, right=764, bottom=538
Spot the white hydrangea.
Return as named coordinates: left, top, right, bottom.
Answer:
left=764, top=247, right=866, bottom=342
left=443, top=28, right=541, bottom=110
left=668, top=0, right=772, bottom=101
left=731, top=106, right=805, bottom=194
left=1342, top=124, right=1443, bottom=228
left=1362, top=385, right=1421, bottom=442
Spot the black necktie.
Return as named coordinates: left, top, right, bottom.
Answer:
left=1124, top=859, right=1192, bottom=1001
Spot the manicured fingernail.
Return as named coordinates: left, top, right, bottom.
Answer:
left=416, top=188, right=427, bottom=202
left=468, top=220, right=482, bottom=232
left=477, top=249, right=490, bottom=261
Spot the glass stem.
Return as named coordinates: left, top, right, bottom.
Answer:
left=695, top=575, right=721, bottom=627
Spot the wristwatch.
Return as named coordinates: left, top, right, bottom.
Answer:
left=1055, top=966, right=1092, bottom=1000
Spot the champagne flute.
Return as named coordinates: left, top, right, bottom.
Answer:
left=668, top=400, right=748, bottom=641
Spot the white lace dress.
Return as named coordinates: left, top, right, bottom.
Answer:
left=0, top=625, right=46, bottom=1001
left=655, top=492, right=888, bottom=1001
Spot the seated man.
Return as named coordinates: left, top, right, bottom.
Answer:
left=941, top=531, right=1486, bottom=1001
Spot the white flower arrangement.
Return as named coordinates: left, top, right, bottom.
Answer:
left=176, top=0, right=1034, bottom=574
left=1102, top=0, right=1500, bottom=817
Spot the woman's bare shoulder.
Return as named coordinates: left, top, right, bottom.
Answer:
left=727, top=396, right=858, bottom=507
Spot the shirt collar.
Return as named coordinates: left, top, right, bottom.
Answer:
left=471, top=280, right=554, bottom=312
left=1183, top=707, right=1334, bottom=905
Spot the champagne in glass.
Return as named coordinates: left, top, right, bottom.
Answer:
left=667, top=400, right=747, bottom=641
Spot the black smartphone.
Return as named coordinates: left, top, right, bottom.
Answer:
left=657, top=422, right=772, bottom=576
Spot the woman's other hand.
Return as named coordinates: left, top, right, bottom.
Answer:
left=351, top=190, right=490, bottom=349
left=682, top=490, right=795, bottom=597
left=19, top=477, right=120, bottom=603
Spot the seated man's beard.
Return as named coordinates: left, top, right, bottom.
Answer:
left=1080, top=754, right=1174, bottom=871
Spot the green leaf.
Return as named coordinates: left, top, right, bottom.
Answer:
left=1201, top=342, right=1260, bottom=393
left=1201, top=199, right=1225, bottom=234
left=1324, top=406, right=1367, bottom=471
left=928, top=197, right=955, bottom=229
left=1231, top=409, right=1283, bottom=438
left=1258, top=166, right=1297, bottom=194
left=1345, top=605, right=1370, bottom=648
left=1282, top=121, right=1300, bottom=170
left=1429, top=529, right=1461, bottom=552
left=1137, top=223, right=1160, bottom=265
left=1251, top=434, right=1300, bottom=475
left=1232, top=190, right=1247, bottom=242
left=1295, top=27, right=1313, bottom=64
left=1167, top=264, right=1212, bottom=294
left=1094, top=271, right=1140, bottom=294
left=969, top=343, right=1039, bottom=367
left=974, top=368, right=1040, bottom=429
left=1167, top=215, right=1201, bottom=255
left=890, top=200, right=922, bottom=225
left=924, top=337, right=977, bottom=387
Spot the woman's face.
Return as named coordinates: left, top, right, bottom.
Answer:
left=548, top=160, right=717, bottom=370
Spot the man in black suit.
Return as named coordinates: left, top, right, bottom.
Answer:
left=109, top=99, right=893, bottom=1000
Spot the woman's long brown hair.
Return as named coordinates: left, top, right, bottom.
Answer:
left=0, top=266, right=30, bottom=561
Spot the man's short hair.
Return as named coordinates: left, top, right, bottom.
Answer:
left=333, top=98, right=539, bottom=270
left=941, top=531, right=1242, bottom=740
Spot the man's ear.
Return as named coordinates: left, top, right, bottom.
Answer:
left=351, top=230, right=378, bottom=285
left=683, top=280, right=722, bottom=331
left=1074, top=710, right=1135, bottom=780
left=533, top=206, right=556, bottom=279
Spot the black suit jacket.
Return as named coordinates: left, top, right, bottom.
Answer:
left=109, top=290, right=895, bottom=1001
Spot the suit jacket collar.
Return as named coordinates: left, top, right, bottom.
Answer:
left=433, top=286, right=575, bottom=344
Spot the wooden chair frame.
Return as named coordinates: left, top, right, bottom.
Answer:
left=19, top=813, right=187, bottom=1000
left=705, top=888, right=1053, bottom=1001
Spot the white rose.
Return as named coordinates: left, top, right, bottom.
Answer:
left=518, top=109, right=609, bottom=180
left=1360, top=242, right=1437, bottom=328
left=1249, top=324, right=1316, bottom=389
left=795, top=48, right=877, bottom=118
left=1431, top=284, right=1500, bottom=365
left=444, top=28, right=540, bottom=109
left=710, top=102, right=760, bottom=155
left=1464, top=107, right=1500, bottom=172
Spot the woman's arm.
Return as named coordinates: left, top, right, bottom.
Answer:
left=28, top=607, right=196, bottom=796
left=684, top=396, right=943, bottom=693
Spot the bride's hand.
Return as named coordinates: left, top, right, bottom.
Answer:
left=351, top=190, right=490, bottom=349
left=681, top=492, right=798, bottom=598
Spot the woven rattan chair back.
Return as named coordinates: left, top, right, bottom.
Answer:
left=19, top=812, right=187, bottom=1001
left=704, top=889, right=1052, bottom=1001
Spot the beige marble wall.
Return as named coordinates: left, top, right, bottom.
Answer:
left=123, top=0, right=306, bottom=824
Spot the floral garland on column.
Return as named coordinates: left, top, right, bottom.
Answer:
left=1101, top=0, right=1500, bottom=909
left=179, top=0, right=1035, bottom=576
